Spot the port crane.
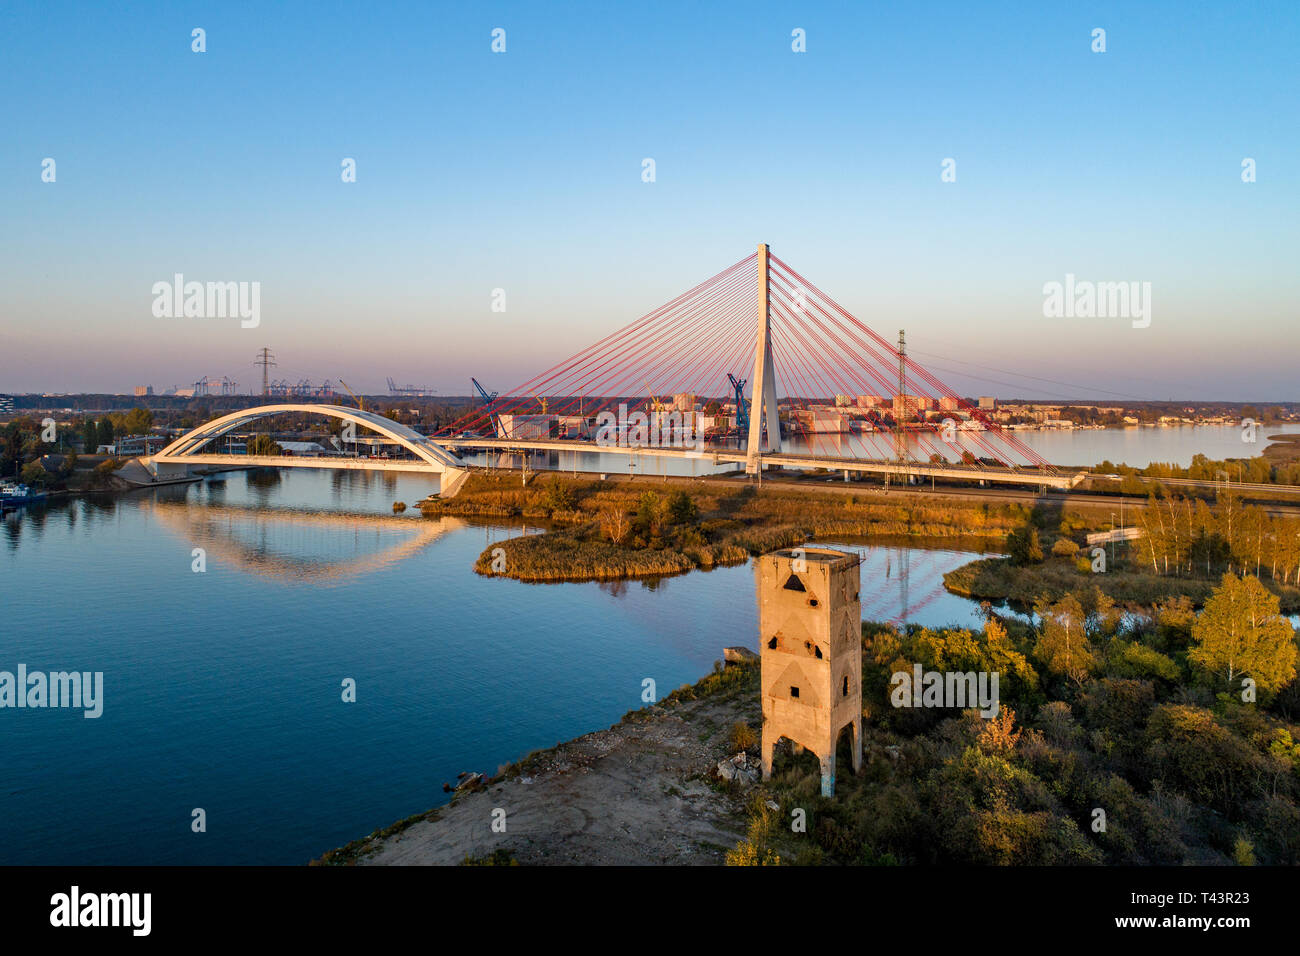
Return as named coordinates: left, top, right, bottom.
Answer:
left=727, top=373, right=749, bottom=432
left=645, top=382, right=666, bottom=418
left=337, top=378, right=365, bottom=412
left=471, top=377, right=502, bottom=437
left=387, top=377, right=436, bottom=396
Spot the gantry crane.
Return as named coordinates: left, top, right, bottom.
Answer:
left=472, top=377, right=502, bottom=437
left=727, top=373, right=749, bottom=432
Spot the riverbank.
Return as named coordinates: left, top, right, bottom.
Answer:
left=946, top=554, right=1211, bottom=608
left=314, top=661, right=762, bottom=865
left=945, top=553, right=1300, bottom=614
left=320, top=586, right=1300, bottom=866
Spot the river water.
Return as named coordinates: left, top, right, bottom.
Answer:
left=467, top=423, right=1300, bottom=479
left=1, top=469, right=994, bottom=865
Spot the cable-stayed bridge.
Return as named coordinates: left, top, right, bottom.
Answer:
left=438, top=244, right=1080, bottom=490
left=146, top=245, right=1084, bottom=493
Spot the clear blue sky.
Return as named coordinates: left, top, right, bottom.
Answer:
left=1, top=0, right=1296, bottom=400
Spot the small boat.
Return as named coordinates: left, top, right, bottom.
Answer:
left=0, top=480, right=47, bottom=508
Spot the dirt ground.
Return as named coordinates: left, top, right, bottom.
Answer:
left=321, top=690, right=757, bottom=866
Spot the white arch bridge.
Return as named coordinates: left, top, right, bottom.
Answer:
left=143, top=404, right=471, bottom=497
left=144, top=401, right=1083, bottom=497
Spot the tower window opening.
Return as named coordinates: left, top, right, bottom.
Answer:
left=790, top=686, right=800, bottom=698
left=783, top=575, right=806, bottom=592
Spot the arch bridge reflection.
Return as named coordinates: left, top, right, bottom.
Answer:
left=147, top=500, right=465, bottom=585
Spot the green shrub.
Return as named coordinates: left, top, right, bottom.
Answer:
left=1007, top=526, right=1044, bottom=565
left=728, top=721, right=757, bottom=752
left=666, top=489, right=699, bottom=524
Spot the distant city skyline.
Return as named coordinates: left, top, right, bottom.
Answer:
left=2, top=1, right=1297, bottom=400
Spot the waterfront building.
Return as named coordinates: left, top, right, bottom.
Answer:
left=892, top=394, right=927, bottom=420
left=495, top=414, right=555, bottom=440
left=106, top=434, right=169, bottom=456
left=791, top=407, right=849, bottom=433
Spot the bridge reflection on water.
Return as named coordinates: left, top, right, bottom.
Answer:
left=139, top=495, right=988, bottom=624
left=146, top=499, right=467, bottom=586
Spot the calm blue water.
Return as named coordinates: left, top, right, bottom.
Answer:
left=0, top=469, right=990, bottom=865
left=467, top=423, right=1300, bottom=477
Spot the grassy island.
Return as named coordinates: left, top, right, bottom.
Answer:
left=420, top=472, right=1058, bottom=583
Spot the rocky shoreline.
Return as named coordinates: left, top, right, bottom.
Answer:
left=314, top=662, right=761, bottom=866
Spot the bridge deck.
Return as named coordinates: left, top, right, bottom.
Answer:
left=146, top=441, right=1081, bottom=490
left=443, top=437, right=1081, bottom=488
left=146, top=454, right=451, bottom=475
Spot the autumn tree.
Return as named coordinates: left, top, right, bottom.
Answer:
left=1007, top=525, right=1043, bottom=565
left=599, top=507, right=629, bottom=544
left=246, top=434, right=282, bottom=456
left=20, top=460, right=48, bottom=486
left=635, top=491, right=666, bottom=539
left=121, top=406, right=153, bottom=435
left=666, top=490, right=698, bottom=524
left=1188, top=573, right=1297, bottom=694
left=541, top=477, right=573, bottom=513
left=1033, top=594, right=1098, bottom=686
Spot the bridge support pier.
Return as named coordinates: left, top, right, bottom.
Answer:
left=142, top=457, right=192, bottom=480
left=439, top=468, right=471, bottom=499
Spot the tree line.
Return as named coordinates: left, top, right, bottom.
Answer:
left=1132, top=491, right=1300, bottom=585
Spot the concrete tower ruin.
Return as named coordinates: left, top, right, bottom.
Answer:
left=758, top=547, right=862, bottom=796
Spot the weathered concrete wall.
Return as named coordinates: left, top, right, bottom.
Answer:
left=758, top=547, right=862, bottom=796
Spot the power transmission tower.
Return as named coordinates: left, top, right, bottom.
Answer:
left=254, top=348, right=277, bottom=397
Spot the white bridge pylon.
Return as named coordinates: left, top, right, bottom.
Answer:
left=144, top=403, right=469, bottom=492
left=746, top=241, right=781, bottom=473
